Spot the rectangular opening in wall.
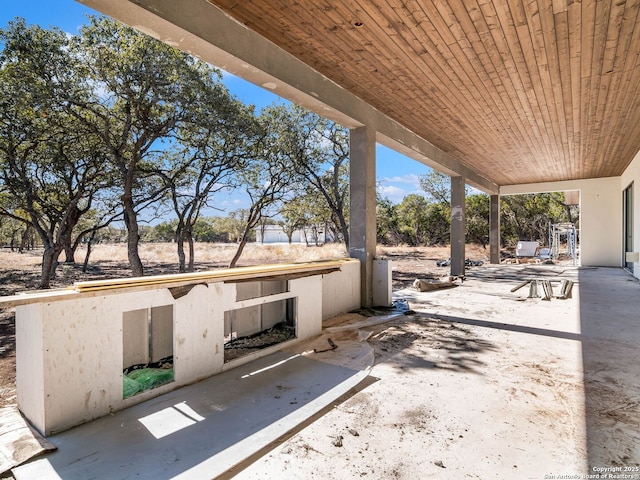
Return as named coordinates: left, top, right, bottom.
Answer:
left=224, top=298, right=296, bottom=363
left=122, top=305, right=174, bottom=399
left=235, top=280, right=288, bottom=301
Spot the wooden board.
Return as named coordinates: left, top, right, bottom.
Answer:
left=0, top=259, right=352, bottom=308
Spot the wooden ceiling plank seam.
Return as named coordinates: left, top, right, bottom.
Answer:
left=567, top=0, right=582, bottom=176
left=206, top=0, right=640, bottom=183
left=358, top=0, right=517, bottom=161
left=447, top=1, right=535, bottom=153
left=589, top=0, right=614, bottom=173
left=599, top=0, right=640, bottom=168
left=545, top=2, right=573, bottom=178
left=214, top=0, right=479, bottom=163
left=461, top=0, right=547, bottom=162
left=369, top=0, right=504, bottom=146
left=553, top=0, right=569, bottom=15
left=417, top=0, right=534, bottom=163
left=444, top=0, right=552, bottom=171
left=593, top=0, right=626, bottom=177
left=585, top=0, right=612, bottom=176
left=412, top=1, right=524, bottom=158
left=478, top=0, right=554, bottom=165
left=579, top=0, right=596, bottom=172
left=345, top=0, right=497, bottom=160
left=602, top=35, right=640, bottom=174
left=344, top=0, right=490, bottom=153
left=538, top=0, right=572, bottom=176
left=304, top=4, right=452, bottom=129
left=553, top=8, right=576, bottom=176
left=525, top=0, right=567, bottom=174
left=616, top=97, right=640, bottom=174
left=431, top=0, right=520, bottom=146
left=608, top=82, right=640, bottom=175
left=516, top=2, right=564, bottom=169
left=496, top=1, right=559, bottom=164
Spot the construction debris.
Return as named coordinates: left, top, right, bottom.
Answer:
left=313, top=338, right=338, bottom=353
left=510, top=279, right=574, bottom=300
left=413, top=277, right=459, bottom=292
left=0, top=406, right=56, bottom=474
left=436, top=258, right=484, bottom=267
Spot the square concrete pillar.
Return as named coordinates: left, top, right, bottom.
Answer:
left=450, top=176, right=466, bottom=277
left=373, top=259, right=392, bottom=307
left=349, top=126, right=377, bottom=308
left=490, top=194, right=501, bottom=264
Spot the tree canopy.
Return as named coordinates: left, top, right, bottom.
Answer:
left=0, top=15, right=580, bottom=288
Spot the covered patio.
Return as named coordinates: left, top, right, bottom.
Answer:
left=5, top=0, right=640, bottom=476
left=8, top=264, right=640, bottom=478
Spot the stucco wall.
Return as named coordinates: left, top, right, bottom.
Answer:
left=501, top=177, right=622, bottom=267
left=621, top=150, right=640, bottom=278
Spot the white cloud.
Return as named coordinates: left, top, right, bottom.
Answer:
left=377, top=185, right=406, bottom=197
left=380, top=174, right=421, bottom=185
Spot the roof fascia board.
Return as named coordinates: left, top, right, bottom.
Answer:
left=78, top=0, right=498, bottom=194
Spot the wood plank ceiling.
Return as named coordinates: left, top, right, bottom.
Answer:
left=206, top=0, right=640, bottom=186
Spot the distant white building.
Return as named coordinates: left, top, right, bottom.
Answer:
left=255, top=225, right=301, bottom=244
left=255, top=225, right=334, bottom=244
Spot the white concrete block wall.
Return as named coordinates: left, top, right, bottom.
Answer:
left=322, top=259, right=361, bottom=319
left=173, top=282, right=230, bottom=386
left=15, top=303, right=45, bottom=434
left=15, top=260, right=362, bottom=435
left=290, top=275, right=323, bottom=340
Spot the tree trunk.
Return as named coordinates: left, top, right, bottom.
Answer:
left=229, top=230, right=250, bottom=268
left=19, top=225, right=33, bottom=253
left=176, top=236, right=186, bottom=273
left=82, top=230, right=98, bottom=273
left=123, top=199, right=144, bottom=277
left=338, top=213, right=349, bottom=247
left=187, top=231, right=195, bottom=272
left=63, top=237, right=75, bottom=264
left=61, top=206, right=82, bottom=264
left=40, top=244, right=61, bottom=289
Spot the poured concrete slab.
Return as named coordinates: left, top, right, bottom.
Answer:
left=13, top=351, right=369, bottom=479
left=12, top=266, right=640, bottom=479
left=237, top=266, right=640, bottom=479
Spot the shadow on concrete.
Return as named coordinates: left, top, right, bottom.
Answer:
left=369, top=314, right=498, bottom=375
left=430, top=313, right=583, bottom=342
left=13, top=351, right=371, bottom=480
left=578, top=267, right=640, bottom=469
left=464, top=264, right=576, bottom=286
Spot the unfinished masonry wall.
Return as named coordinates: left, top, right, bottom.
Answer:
left=14, top=259, right=361, bottom=436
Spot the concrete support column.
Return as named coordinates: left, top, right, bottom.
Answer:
left=450, top=176, right=466, bottom=277
left=490, top=194, right=501, bottom=264
left=349, top=126, right=376, bottom=308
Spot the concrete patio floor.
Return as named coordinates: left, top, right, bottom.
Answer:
left=12, top=265, right=640, bottom=479
left=236, top=265, right=640, bottom=479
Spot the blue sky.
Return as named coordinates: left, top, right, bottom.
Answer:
left=1, top=0, right=431, bottom=208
